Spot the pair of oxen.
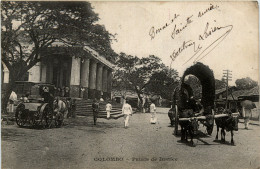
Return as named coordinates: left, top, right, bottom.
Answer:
left=176, top=104, right=239, bottom=146
left=172, top=83, right=238, bottom=146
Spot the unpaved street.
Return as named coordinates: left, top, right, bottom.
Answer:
left=2, top=108, right=260, bottom=169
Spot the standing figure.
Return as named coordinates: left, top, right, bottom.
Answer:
left=243, top=107, right=252, bottom=130
left=9, top=91, right=17, bottom=112
left=92, top=99, right=99, bottom=125
left=150, top=101, right=157, bottom=124
left=122, top=100, right=133, bottom=128
left=241, top=100, right=256, bottom=130
left=61, top=86, right=65, bottom=97
left=64, top=86, right=70, bottom=97
left=106, top=101, right=112, bottom=119
left=53, top=96, right=69, bottom=126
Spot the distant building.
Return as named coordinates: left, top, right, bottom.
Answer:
left=215, top=86, right=259, bottom=114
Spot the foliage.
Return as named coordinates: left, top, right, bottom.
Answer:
left=215, top=79, right=226, bottom=90
left=1, top=1, right=116, bottom=112
left=112, top=53, right=167, bottom=107
left=235, top=77, right=258, bottom=90
left=145, top=67, right=179, bottom=100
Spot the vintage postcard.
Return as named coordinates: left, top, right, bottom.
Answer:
left=1, top=1, right=259, bottom=169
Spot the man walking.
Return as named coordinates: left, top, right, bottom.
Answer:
left=92, top=99, right=99, bottom=125
left=106, top=101, right=112, bottom=119
left=150, top=101, right=157, bottom=124
left=122, top=100, right=133, bottom=128
left=241, top=100, right=256, bottom=129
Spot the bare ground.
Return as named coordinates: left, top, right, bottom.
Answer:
left=2, top=107, right=260, bottom=169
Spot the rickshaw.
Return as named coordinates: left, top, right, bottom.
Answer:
left=15, top=82, right=56, bottom=128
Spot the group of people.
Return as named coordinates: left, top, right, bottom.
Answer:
left=54, top=86, right=70, bottom=97
left=92, top=99, right=158, bottom=128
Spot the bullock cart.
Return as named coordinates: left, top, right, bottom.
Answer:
left=171, top=62, right=239, bottom=137
left=173, top=104, right=240, bottom=135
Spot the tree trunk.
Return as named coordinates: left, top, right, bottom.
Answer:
left=136, top=90, right=144, bottom=113
left=1, top=79, right=16, bottom=114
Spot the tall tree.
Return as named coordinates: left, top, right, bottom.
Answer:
left=113, top=53, right=165, bottom=109
left=145, top=67, right=179, bottom=100
left=215, top=79, right=226, bottom=90
left=235, top=77, right=258, bottom=90
left=1, top=1, right=116, bottom=113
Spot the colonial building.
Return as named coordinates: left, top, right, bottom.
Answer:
left=2, top=45, right=114, bottom=100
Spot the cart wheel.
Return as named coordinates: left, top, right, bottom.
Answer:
left=15, top=104, right=26, bottom=127
left=206, top=124, right=214, bottom=135
left=16, top=110, right=26, bottom=127
left=43, top=105, right=53, bottom=128
left=55, top=112, right=64, bottom=128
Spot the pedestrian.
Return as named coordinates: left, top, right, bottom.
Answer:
left=53, top=96, right=69, bottom=126
left=64, top=86, right=70, bottom=97
left=61, top=86, right=65, bottom=97
left=150, top=100, right=157, bottom=124
left=241, top=100, right=256, bottom=129
left=106, top=100, right=112, bottom=119
left=92, top=99, right=99, bottom=125
left=122, top=100, right=133, bottom=128
left=242, top=107, right=252, bottom=130
left=9, top=91, right=17, bottom=112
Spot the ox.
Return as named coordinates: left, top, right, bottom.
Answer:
left=215, top=108, right=239, bottom=145
left=179, top=109, right=199, bottom=146
left=53, top=97, right=69, bottom=127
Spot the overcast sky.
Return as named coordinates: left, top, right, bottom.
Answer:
left=92, top=1, right=259, bottom=85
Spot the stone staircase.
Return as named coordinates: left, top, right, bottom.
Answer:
left=75, top=99, right=124, bottom=119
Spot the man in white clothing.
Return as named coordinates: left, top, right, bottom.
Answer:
left=106, top=101, right=112, bottom=119
left=150, top=101, right=157, bottom=124
left=122, top=100, right=133, bottom=128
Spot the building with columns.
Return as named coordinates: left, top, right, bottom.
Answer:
left=2, top=45, right=114, bottom=100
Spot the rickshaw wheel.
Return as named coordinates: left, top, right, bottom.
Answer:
left=55, top=112, right=64, bottom=128
left=15, top=104, right=26, bottom=127
left=16, top=110, right=25, bottom=127
left=43, top=105, right=53, bottom=128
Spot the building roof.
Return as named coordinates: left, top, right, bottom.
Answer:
left=83, top=46, right=115, bottom=69
left=227, top=86, right=259, bottom=100
left=49, top=42, right=115, bottom=69
left=215, top=86, right=236, bottom=95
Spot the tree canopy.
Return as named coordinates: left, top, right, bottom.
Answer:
left=1, top=1, right=116, bottom=112
left=113, top=52, right=179, bottom=108
left=235, top=77, right=258, bottom=90
left=145, top=67, right=179, bottom=100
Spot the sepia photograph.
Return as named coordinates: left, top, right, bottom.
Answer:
left=1, top=1, right=259, bottom=169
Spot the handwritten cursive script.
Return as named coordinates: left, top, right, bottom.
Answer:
left=149, top=13, right=180, bottom=40
left=182, top=22, right=233, bottom=65
left=171, top=15, right=193, bottom=40
left=170, top=40, right=202, bottom=61
left=198, top=4, right=219, bottom=17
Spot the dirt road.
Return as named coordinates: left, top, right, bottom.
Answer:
left=2, top=108, right=260, bottom=169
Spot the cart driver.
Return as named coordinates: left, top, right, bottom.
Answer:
left=41, top=86, right=54, bottom=109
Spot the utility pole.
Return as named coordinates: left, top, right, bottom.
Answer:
left=223, top=70, right=232, bottom=109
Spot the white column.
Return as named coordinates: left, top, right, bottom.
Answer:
left=70, top=57, right=81, bottom=85
left=96, top=64, right=103, bottom=91
left=102, top=67, right=108, bottom=92
left=3, top=67, right=9, bottom=83
left=41, top=63, right=47, bottom=82
left=28, top=62, right=41, bottom=82
left=107, top=70, right=112, bottom=93
left=80, top=59, right=90, bottom=87
left=89, top=60, right=97, bottom=90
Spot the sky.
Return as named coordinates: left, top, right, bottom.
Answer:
left=91, top=1, right=259, bottom=85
